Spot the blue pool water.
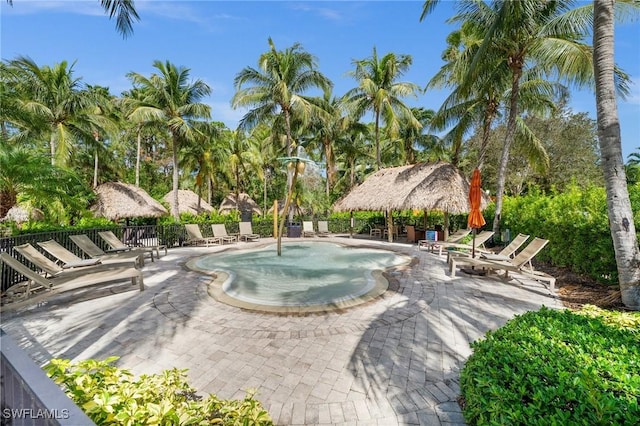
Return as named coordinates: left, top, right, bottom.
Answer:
left=193, top=241, right=409, bottom=308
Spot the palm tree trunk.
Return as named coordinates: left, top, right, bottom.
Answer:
left=93, top=147, right=99, bottom=188
left=277, top=160, right=301, bottom=256
left=492, top=66, right=522, bottom=235
left=593, top=0, right=640, bottom=310
left=171, top=135, right=180, bottom=219
left=135, top=129, right=141, bottom=187
left=284, top=108, right=293, bottom=157
left=374, top=110, right=381, bottom=170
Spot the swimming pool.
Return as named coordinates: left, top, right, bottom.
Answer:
left=188, top=241, right=411, bottom=313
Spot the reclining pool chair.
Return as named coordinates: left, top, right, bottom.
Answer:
left=449, top=237, right=556, bottom=291
left=211, top=224, right=237, bottom=244
left=317, top=221, right=330, bottom=237
left=302, top=221, right=317, bottom=237
left=38, top=239, right=139, bottom=270
left=419, top=228, right=470, bottom=252
left=238, top=222, right=260, bottom=241
left=98, top=230, right=164, bottom=259
left=0, top=252, right=144, bottom=310
left=70, top=234, right=145, bottom=268
left=439, top=230, right=495, bottom=261
left=183, top=224, right=221, bottom=247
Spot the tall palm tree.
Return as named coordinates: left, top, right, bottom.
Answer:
left=593, top=0, right=640, bottom=310
left=422, top=0, right=625, bottom=235
left=3, top=57, right=97, bottom=166
left=227, top=129, right=264, bottom=208
left=342, top=47, right=422, bottom=170
left=127, top=60, right=211, bottom=219
left=181, top=121, right=225, bottom=207
left=5, top=0, right=140, bottom=38
left=232, top=37, right=333, bottom=157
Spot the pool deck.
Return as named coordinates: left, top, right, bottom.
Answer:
left=1, top=235, right=561, bottom=425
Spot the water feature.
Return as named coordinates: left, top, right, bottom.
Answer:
left=188, top=241, right=411, bottom=313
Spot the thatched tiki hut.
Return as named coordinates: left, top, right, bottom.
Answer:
left=163, top=189, right=214, bottom=216
left=219, top=193, right=262, bottom=218
left=91, top=182, right=168, bottom=222
left=333, top=162, right=489, bottom=241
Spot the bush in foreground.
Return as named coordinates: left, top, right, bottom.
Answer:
left=460, top=306, right=639, bottom=425
left=45, top=357, right=273, bottom=425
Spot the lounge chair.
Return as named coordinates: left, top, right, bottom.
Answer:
left=37, top=239, right=139, bottom=269
left=35, top=240, right=102, bottom=269
left=238, top=222, right=260, bottom=241
left=14, top=243, right=93, bottom=277
left=0, top=252, right=144, bottom=310
left=98, top=230, right=164, bottom=259
left=437, top=230, right=495, bottom=259
left=183, top=224, right=221, bottom=247
left=447, top=232, right=529, bottom=265
left=419, top=228, right=470, bottom=251
left=14, top=242, right=138, bottom=278
left=302, top=221, right=316, bottom=237
left=449, top=237, right=556, bottom=290
left=317, top=220, right=330, bottom=237
left=69, top=234, right=145, bottom=267
left=211, top=224, right=237, bottom=244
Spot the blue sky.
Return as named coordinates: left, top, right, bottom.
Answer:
left=2, top=0, right=639, bottom=159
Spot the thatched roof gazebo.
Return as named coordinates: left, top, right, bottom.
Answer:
left=219, top=193, right=262, bottom=216
left=91, top=182, right=168, bottom=222
left=163, top=189, right=214, bottom=215
left=0, top=205, right=44, bottom=224
left=333, top=162, right=489, bottom=240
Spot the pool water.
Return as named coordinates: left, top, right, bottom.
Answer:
left=191, top=241, right=410, bottom=311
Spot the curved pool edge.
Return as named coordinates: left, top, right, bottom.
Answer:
left=184, top=240, right=414, bottom=315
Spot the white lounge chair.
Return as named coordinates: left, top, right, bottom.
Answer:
left=211, top=224, right=237, bottom=244
left=317, top=220, right=330, bottom=237
left=449, top=237, right=556, bottom=290
left=1, top=252, right=144, bottom=311
left=38, top=239, right=140, bottom=269
left=302, top=221, right=316, bottom=237
left=69, top=235, right=145, bottom=268
left=99, top=230, right=166, bottom=258
left=184, top=224, right=221, bottom=247
left=419, top=228, right=471, bottom=251
left=238, top=222, right=260, bottom=241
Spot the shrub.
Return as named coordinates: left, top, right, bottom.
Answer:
left=45, top=357, right=273, bottom=425
left=460, top=306, right=640, bottom=425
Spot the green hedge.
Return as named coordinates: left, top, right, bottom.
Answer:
left=490, top=183, right=640, bottom=284
left=460, top=306, right=640, bottom=425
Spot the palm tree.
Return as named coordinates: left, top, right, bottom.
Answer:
left=232, top=37, right=333, bottom=158
left=127, top=60, right=211, bottom=219
left=3, top=56, right=97, bottom=166
left=5, top=0, right=140, bottom=38
left=422, top=0, right=625, bottom=235
left=593, top=0, right=640, bottom=310
left=227, top=129, right=264, bottom=209
left=181, top=121, right=226, bottom=207
left=342, top=47, right=422, bottom=170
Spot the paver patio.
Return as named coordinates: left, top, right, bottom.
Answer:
left=1, top=236, right=561, bottom=425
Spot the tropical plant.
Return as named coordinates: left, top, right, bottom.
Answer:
left=422, top=0, right=629, bottom=237
left=126, top=60, right=212, bottom=219
left=232, top=37, right=333, bottom=158
left=2, top=56, right=103, bottom=167
left=0, top=143, right=91, bottom=222
left=592, top=0, right=640, bottom=309
left=4, top=0, right=140, bottom=38
left=342, top=47, right=422, bottom=170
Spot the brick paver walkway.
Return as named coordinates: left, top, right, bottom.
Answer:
left=1, top=236, right=561, bottom=425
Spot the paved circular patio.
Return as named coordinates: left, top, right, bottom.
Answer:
left=1, top=236, right=561, bottom=425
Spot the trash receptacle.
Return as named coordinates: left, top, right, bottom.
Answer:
left=287, top=222, right=302, bottom=237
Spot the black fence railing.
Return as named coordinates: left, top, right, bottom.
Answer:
left=0, top=218, right=366, bottom=294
